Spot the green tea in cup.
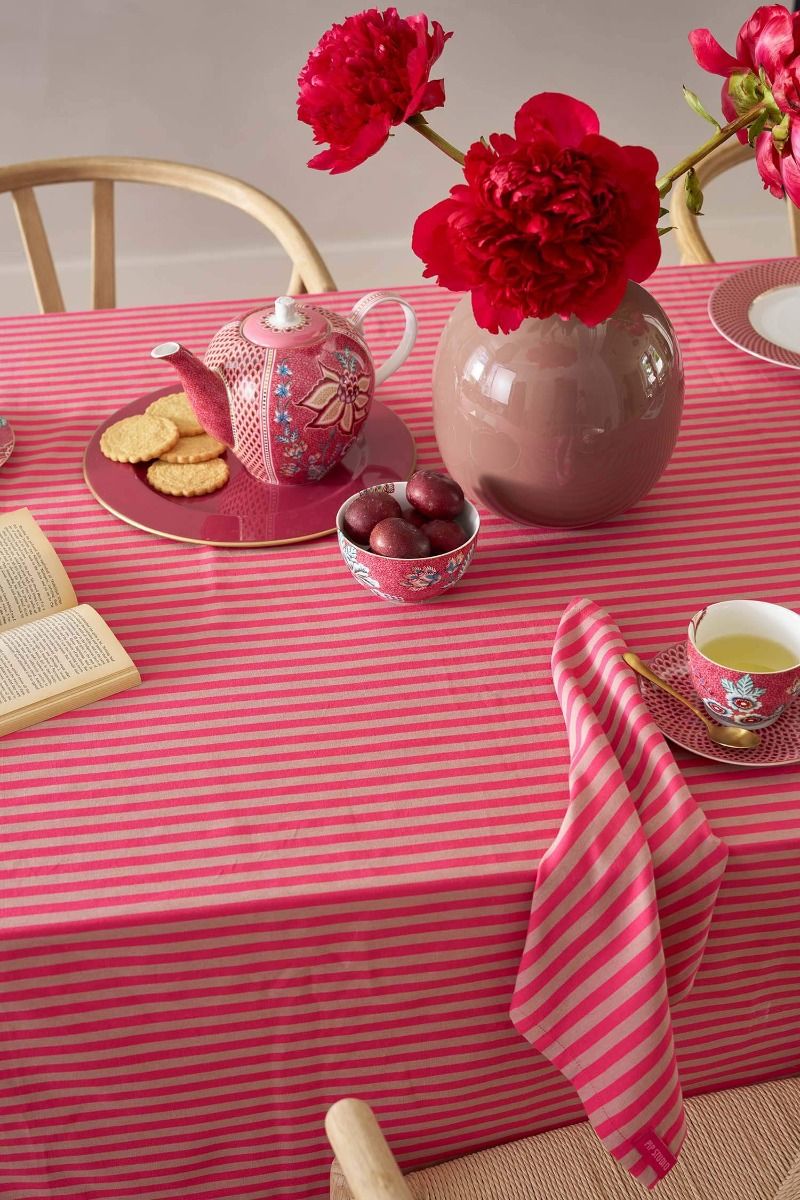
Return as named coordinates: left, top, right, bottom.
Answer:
left=700, top=634, right=799, bottom=673
left=687, top=600, right=800, bottom=729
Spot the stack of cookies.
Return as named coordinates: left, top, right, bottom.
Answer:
left=99, top=393, right=229, bottom=497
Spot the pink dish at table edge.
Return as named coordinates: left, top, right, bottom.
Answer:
left=0, top=415, right=14, bottom=467
left=708, top=258, right=800, bottom=370
left=336, top=482, right=479, bottom=604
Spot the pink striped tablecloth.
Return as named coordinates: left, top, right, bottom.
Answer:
left=1, top=262, right=799, bottom=1200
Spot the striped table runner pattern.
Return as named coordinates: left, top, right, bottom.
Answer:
left=510, top=598, right=728, bottom=1187
left=1, top=263, right=800, bottom=1200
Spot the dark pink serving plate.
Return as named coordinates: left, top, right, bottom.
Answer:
left=83, top=389, right=416, bottom=547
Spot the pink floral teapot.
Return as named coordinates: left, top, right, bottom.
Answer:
left=151, top=291, right=417, bottom=485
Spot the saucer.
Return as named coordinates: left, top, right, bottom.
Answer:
left=0, top=415, right=14, bottom=467
left=83, top=388, right=416, bottom=547
left=708, top=259, right=800, bottom=370
left=637, top=642, right=800, bottom=767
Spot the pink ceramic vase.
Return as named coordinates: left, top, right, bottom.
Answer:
left=432, top=282, right=684, bottom=528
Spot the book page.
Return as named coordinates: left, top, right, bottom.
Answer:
left=0, top=508, right=77, bottom=632
left=0, top=604, right=140, bottom=735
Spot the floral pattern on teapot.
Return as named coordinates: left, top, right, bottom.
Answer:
left=204, top=310, right=374, bottom=485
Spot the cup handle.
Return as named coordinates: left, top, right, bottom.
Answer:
left=350, top=291, right=417, bottom=387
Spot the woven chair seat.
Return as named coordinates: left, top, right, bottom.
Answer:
left=331, top=1076, right=800, bottom=1200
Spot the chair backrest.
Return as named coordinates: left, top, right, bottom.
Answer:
left=0, top=155, right=336, bottom=312
left=669, top=138, right=800, bottom=264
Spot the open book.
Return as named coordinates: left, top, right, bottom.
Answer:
left=0, top=508, right=140, bottom=736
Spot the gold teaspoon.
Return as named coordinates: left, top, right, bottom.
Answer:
left=622, top=651, right=760, bottom=750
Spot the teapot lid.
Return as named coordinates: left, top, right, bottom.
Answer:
left=240, top=296, right=328, bottom=349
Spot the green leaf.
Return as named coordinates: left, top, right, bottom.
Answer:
left=747, top=109, right=770, bottom=146
left=658, top=226, right=675, bottom=237
left=682, top=85, right=721, bottom=130
left=658, top=206, right=669, bottom=219
left=685, top=168, right=704, bottom=216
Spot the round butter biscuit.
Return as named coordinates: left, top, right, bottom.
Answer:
left=146, top=392, right=205, bottom=437
left=159, top=433, right=227, bottom=464
left=100, top=414, right=179, bottom=463
left=147, top=457, right=229, bottom=497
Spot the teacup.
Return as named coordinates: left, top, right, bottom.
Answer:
left=687, top=600, right=800, bottom=729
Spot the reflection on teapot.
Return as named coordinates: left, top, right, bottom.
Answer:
left=152, top=291, right=417, bottom=486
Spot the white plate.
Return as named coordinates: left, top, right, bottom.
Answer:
left=749, top=284, right=800, bottom=352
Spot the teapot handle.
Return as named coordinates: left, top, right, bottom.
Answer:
left=349, top=291, right=417, bottom=387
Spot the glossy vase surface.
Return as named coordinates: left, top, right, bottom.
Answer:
left=432, top=282, right=684, bottom=528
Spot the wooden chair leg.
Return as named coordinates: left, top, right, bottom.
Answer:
left=326, top=1099, right=415, bottom=1200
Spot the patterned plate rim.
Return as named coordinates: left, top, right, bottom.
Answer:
left=708, top=258, right=800, bottom=370
left=638, top=642, right=800, bottom=768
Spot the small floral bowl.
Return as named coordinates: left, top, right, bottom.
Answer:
left=336, top=481, right=480, bottom=603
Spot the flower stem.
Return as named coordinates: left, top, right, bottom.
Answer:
left=406, top=114, right=466, bottom=166
left=657, top=103, right=767, bottom=197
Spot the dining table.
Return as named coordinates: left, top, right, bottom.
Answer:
left=2, top=260, right=800, bottom=1200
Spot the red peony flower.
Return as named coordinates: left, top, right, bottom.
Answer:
left=689, top=5, right=800, bottom=204
left=297, top=7, right=452, bottom=174
left=689, top=5, right=788, bottom=114
left=411, top=93, right=661, bottom=333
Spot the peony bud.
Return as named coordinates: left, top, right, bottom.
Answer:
left=772, top=113, right=791, bottom=148
left=685, top=169, right=704, bottom=215
left=727, top=69, right=763, bottom=118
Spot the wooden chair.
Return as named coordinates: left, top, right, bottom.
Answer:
left=0, top=155, right=336, bottom=312
left=670, top=138, right=800, bottom=264
left=326, top=1076, right=800, bottom=1199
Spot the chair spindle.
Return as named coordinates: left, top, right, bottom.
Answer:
left=787, top=197, right=800, bottom=257
left=92, top=179, right=116, bottom=309
left=11, top=187, right=65, bottom=313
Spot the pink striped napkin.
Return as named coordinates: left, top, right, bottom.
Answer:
left=510, top=598, right=728, bottom=1188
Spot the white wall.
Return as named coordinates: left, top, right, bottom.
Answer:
left=0, top=0, right=786, bottom=313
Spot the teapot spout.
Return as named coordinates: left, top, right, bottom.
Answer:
left=151, top=341, right=233, bottom=447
